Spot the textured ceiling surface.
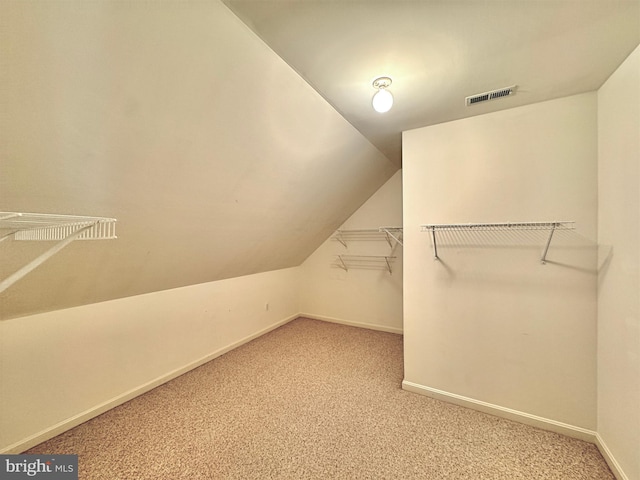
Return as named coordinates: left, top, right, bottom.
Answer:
left=224, top=0, right=640, bottom=166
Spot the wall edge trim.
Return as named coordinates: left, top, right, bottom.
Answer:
left=401, top=380, right=597, bottom=443
left=1, top=313, right=299, bottom=454
left=595, top=433, right=630, bottom=480
left=299, top=312, right=403, bottom=334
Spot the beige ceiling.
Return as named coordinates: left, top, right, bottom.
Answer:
left=223, top=0, right=640, bottom=167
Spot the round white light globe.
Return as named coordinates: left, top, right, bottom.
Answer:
left=372, top=88, right=393, bottom=113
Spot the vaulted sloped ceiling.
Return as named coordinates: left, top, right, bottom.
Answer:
left=224, top=0, right=640, bottom=167
left=0, top=1, right=397, bottom=319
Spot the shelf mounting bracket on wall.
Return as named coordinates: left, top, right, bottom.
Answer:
left=0, top=212, right=117, bottom=294
left=379, top=226, right=403, bottom=247
left=420, top=221, right=575, bottom=264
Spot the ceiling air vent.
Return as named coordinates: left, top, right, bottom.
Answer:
left=466, top=85, right=517, bottom=106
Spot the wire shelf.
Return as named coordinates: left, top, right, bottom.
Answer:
left=333, top=226, right=403, bottom=248
left=335, top=255, right=397, bottom=274
left=420, top=221, right=575, bottom=264
left=1, top=212, right=117, bottom=241
left=0, top=212, right=117, bottom=294
left=420, top=221, right=574, bottom=232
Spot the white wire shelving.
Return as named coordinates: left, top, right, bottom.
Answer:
left=335, top=255, right=397, bottom=275
left=333, top=226, right=403, bottom=248
left=0, top=212, right=117, bottom=294
left=331, top=226, right=402, bottom=275
left=420, top=221, right=575, bottom=264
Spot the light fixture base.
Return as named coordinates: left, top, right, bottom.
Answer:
left=372, top=77, right=392, bottom=89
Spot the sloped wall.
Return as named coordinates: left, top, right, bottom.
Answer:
left=597, top=44, right=639, bottom=480
left=0, top=167, right=402, bottom=454
left=0, top=267, right=300, bottom=453
left=300, top=171, right=403, bottom=332
left=402, top=93, right=598, bottom=434
left=0, top=0, right=396, bottom=320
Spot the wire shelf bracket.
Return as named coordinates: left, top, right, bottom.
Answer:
left=0, top=212, right=117, bottom=294
left=379, top=226, right=404, bottom=247
left=420, top=221, right=575, bottom=264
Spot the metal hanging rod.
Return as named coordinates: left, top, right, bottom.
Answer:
left=420, top=221, right=575, bottom=264
left=0, top=212, right=117, bottom=294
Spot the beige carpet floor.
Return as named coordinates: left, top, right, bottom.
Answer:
left=27, top=317, right=614, bottom=479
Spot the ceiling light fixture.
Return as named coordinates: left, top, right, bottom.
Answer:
left=372, top=77, right=393, bottom=113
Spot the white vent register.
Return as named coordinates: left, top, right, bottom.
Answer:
left=0, top=212, right=117, bottom=293
left=466, top=85, right=517, bottom=106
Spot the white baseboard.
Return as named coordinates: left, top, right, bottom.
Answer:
left=595, top=433, right=630, bottom=480
left=300, top=312, right=403, bottom=335
left=402, top=380, right=597, bottom=443
left=10, top=315, right=627, bottom=479
left=2, top=314, right=298, bottom=454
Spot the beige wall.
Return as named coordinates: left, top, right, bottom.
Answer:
left=402, top=93, right=598, bottom=433
left=300, top=171, right=403, bottom=333
left=1, top=169, right=405, bottom=454
left=597, top=44, right=640, bottom=480
left=0, top=267, right=300, bottom=453
left=0, top=0, right=396, bottom=320
left=0, top=170, right=405, bottom=453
